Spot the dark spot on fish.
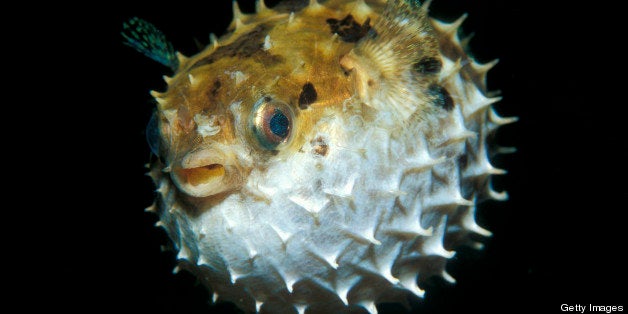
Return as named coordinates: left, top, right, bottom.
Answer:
left=298, top=82, right=317, bottom=109
left=326, top=15, right=372, bottom=43
left=271, top=0, right=309, bottom=13
left=211, top=79, right=221, bottom=97
left=311, top=137, right=328, bottom=157
left=367, top=79, right=375, bottom=87
left=458, top=154, right=468, bottom=170
left=414, top=57, right=442, bottom=74
left=428, top=84, right=454, bottom=111
left=188, top=24, right=283, bottom=70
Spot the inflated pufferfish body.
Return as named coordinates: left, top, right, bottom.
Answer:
left=142, top=0, right=515, bottom=312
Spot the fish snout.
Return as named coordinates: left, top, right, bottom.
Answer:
left=170, top=148, right=239, bottom=197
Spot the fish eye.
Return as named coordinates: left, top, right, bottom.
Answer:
left=146, top=111, right=161, bottom=157
left=250, top=97, right=294, bottom=150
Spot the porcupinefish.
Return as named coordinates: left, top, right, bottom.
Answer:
left=123, top=0, right=516, bottom=312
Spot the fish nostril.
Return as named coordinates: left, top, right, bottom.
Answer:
left=178, top=164, right=225, bottom=186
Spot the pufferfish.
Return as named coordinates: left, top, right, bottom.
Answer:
left=124, top=0, right=516, bottom=312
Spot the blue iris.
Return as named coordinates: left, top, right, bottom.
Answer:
left=269, top=110, right=290, bottom=138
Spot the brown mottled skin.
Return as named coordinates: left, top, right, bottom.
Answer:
left=154, top=0, right=444, bottom=197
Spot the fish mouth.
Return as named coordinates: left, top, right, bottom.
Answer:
left=178, top=163, right=225, bottom=186
left=171, top=148, right=233, bottom=198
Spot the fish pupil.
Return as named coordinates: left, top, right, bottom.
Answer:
left=269, top=110, right=289, bottom=138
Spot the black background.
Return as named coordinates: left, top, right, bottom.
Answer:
left=38, top=0, right=625, bottom=313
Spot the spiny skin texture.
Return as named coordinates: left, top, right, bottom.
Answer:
left=145, top=0, right=515, bottom=313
